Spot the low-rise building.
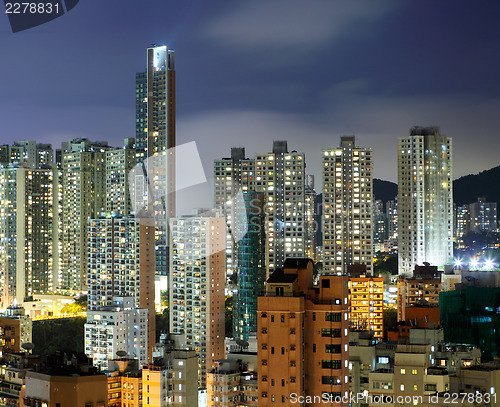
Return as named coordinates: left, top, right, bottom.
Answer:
left=369, top=344, right=449, bottom=407
left=398, top=266, right=441, bottom=321
left=0, top=305, right=32, bottom=357
left=142, top=350, right=198, bottom=407
left=21, top=354, right=107, bottom=407
left=207, top=347, right=258, bottom=407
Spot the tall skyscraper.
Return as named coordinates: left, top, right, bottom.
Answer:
left=322, top=136, right=373, bottom=275
left=60, top=139, right=110, bottom=290
left=214, top=142, right=307, bottom=275
left=304, top=175, right=318, bottom=261
left=136, top=45, right=176, bottom=276
left=398, top=126, right=453, bottom=275
left=214, top=147, right=253, bottom=277
left=255, top=141, right=306, bottom=269
left=233, top=192, right=267, bottom=341
left=0, top=165, right=59, bottom=306
left=373, top=199, right=388, bottom=246
left=169, top=210, right=226, bottom=388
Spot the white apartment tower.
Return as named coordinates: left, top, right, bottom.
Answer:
left=87, top=216, right=156, bottom=362
left=169, top=211, right=226, bottom=388
left=254, top=141, right=306, bottom=269
left=322, top=136, right=373, bottom=274
left=85, top=297, right=148, bottom=370
left=398, top=126, right=453, bottom=275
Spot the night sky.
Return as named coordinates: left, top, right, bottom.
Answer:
left=2, top=0, right=500, bottom=185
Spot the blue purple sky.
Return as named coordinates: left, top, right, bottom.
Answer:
left=2, top=0, right=500, bottom=183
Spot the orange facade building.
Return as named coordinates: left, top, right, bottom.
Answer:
left=258, top=259, right=349, bottom=406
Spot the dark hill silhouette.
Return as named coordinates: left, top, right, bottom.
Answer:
left=373, top=179, right=397, bottom=206
left=453, top=165, right=500, bottom=206
left=373, top=165, right=500, bottom=208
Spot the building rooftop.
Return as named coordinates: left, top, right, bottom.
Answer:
left=267, top=268, right=297, bottom=284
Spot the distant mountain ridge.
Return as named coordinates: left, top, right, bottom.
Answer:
left=453, top=165, right=500, bottom=207
left=373, top=165, right=500, bottom=207
left=373, top=179, right=397, bottom=206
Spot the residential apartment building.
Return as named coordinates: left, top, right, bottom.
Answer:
left=86, top=215, right=155, bottom=363
left=214, top=142, right=307, bottom=273
left=213, top=147, right=254, bottom=277
left=21, top=355, right=108, bottom=407
left=397, top=266, right=441, bottom=321
left=349, top=276, right=384, bottom=338
left=322, top=136, right=373, bottom=274
left=386, top=198, right=398, bottom=242
left=107, top=359, right=142, bottom=407
left=258, top=258, right=349, bottom=406
left=455, top=204, right=470, bottom=244
left=207, top=359, right=258, bottom=407
left=85, top=297, right=148, bottom=371
left=169, top=211, right=226, bottom=388
left=0, top=305, right=32, bottom=356
left=398, top=126, right=453, bottom=275
left=304, top=175, right=318, bottom=261
left=369, top=344, right=449, bottom=407
left=136, top=45, right=176, bottom=277
left=469, top=197, right=497, bottom=233
left=142, top=350, right=198, bottom=407
left=60, top=139, right=110, bottom=290
left=106, top=139, right=136, bottom=216
left=0, top=141, right=53, bottom=169
left=22, top=374, right=107, bottom=407
left=0, top=165, right=59, bottom=306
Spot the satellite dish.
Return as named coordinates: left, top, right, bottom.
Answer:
left=116, top=350, right=127, bottom=358
left=22, top=343, right=34, bottom=351
left=236, top=340, right=249, bottom=348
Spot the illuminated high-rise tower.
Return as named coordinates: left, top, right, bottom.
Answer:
left=61, top=139, right=110, bottom=290
left=136, top=45, right=176, bottom=275
left=322, top=136, right=373, bottom=275
left=214, top=142, right=306, bottom=274
left=0, top=166, right=59, bottom=306
left=398, top=126, right=453, bottom=275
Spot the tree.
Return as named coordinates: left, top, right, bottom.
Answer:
left=33, top=317, right=86, bottom=356
left=383, top=306, right=397, bottom=341
left=160, top=290, right=168, bottom=308
left=156, top=309, right=169, bottom=342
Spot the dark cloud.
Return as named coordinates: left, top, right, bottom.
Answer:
left=1, top=0, right=500, bottom=184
